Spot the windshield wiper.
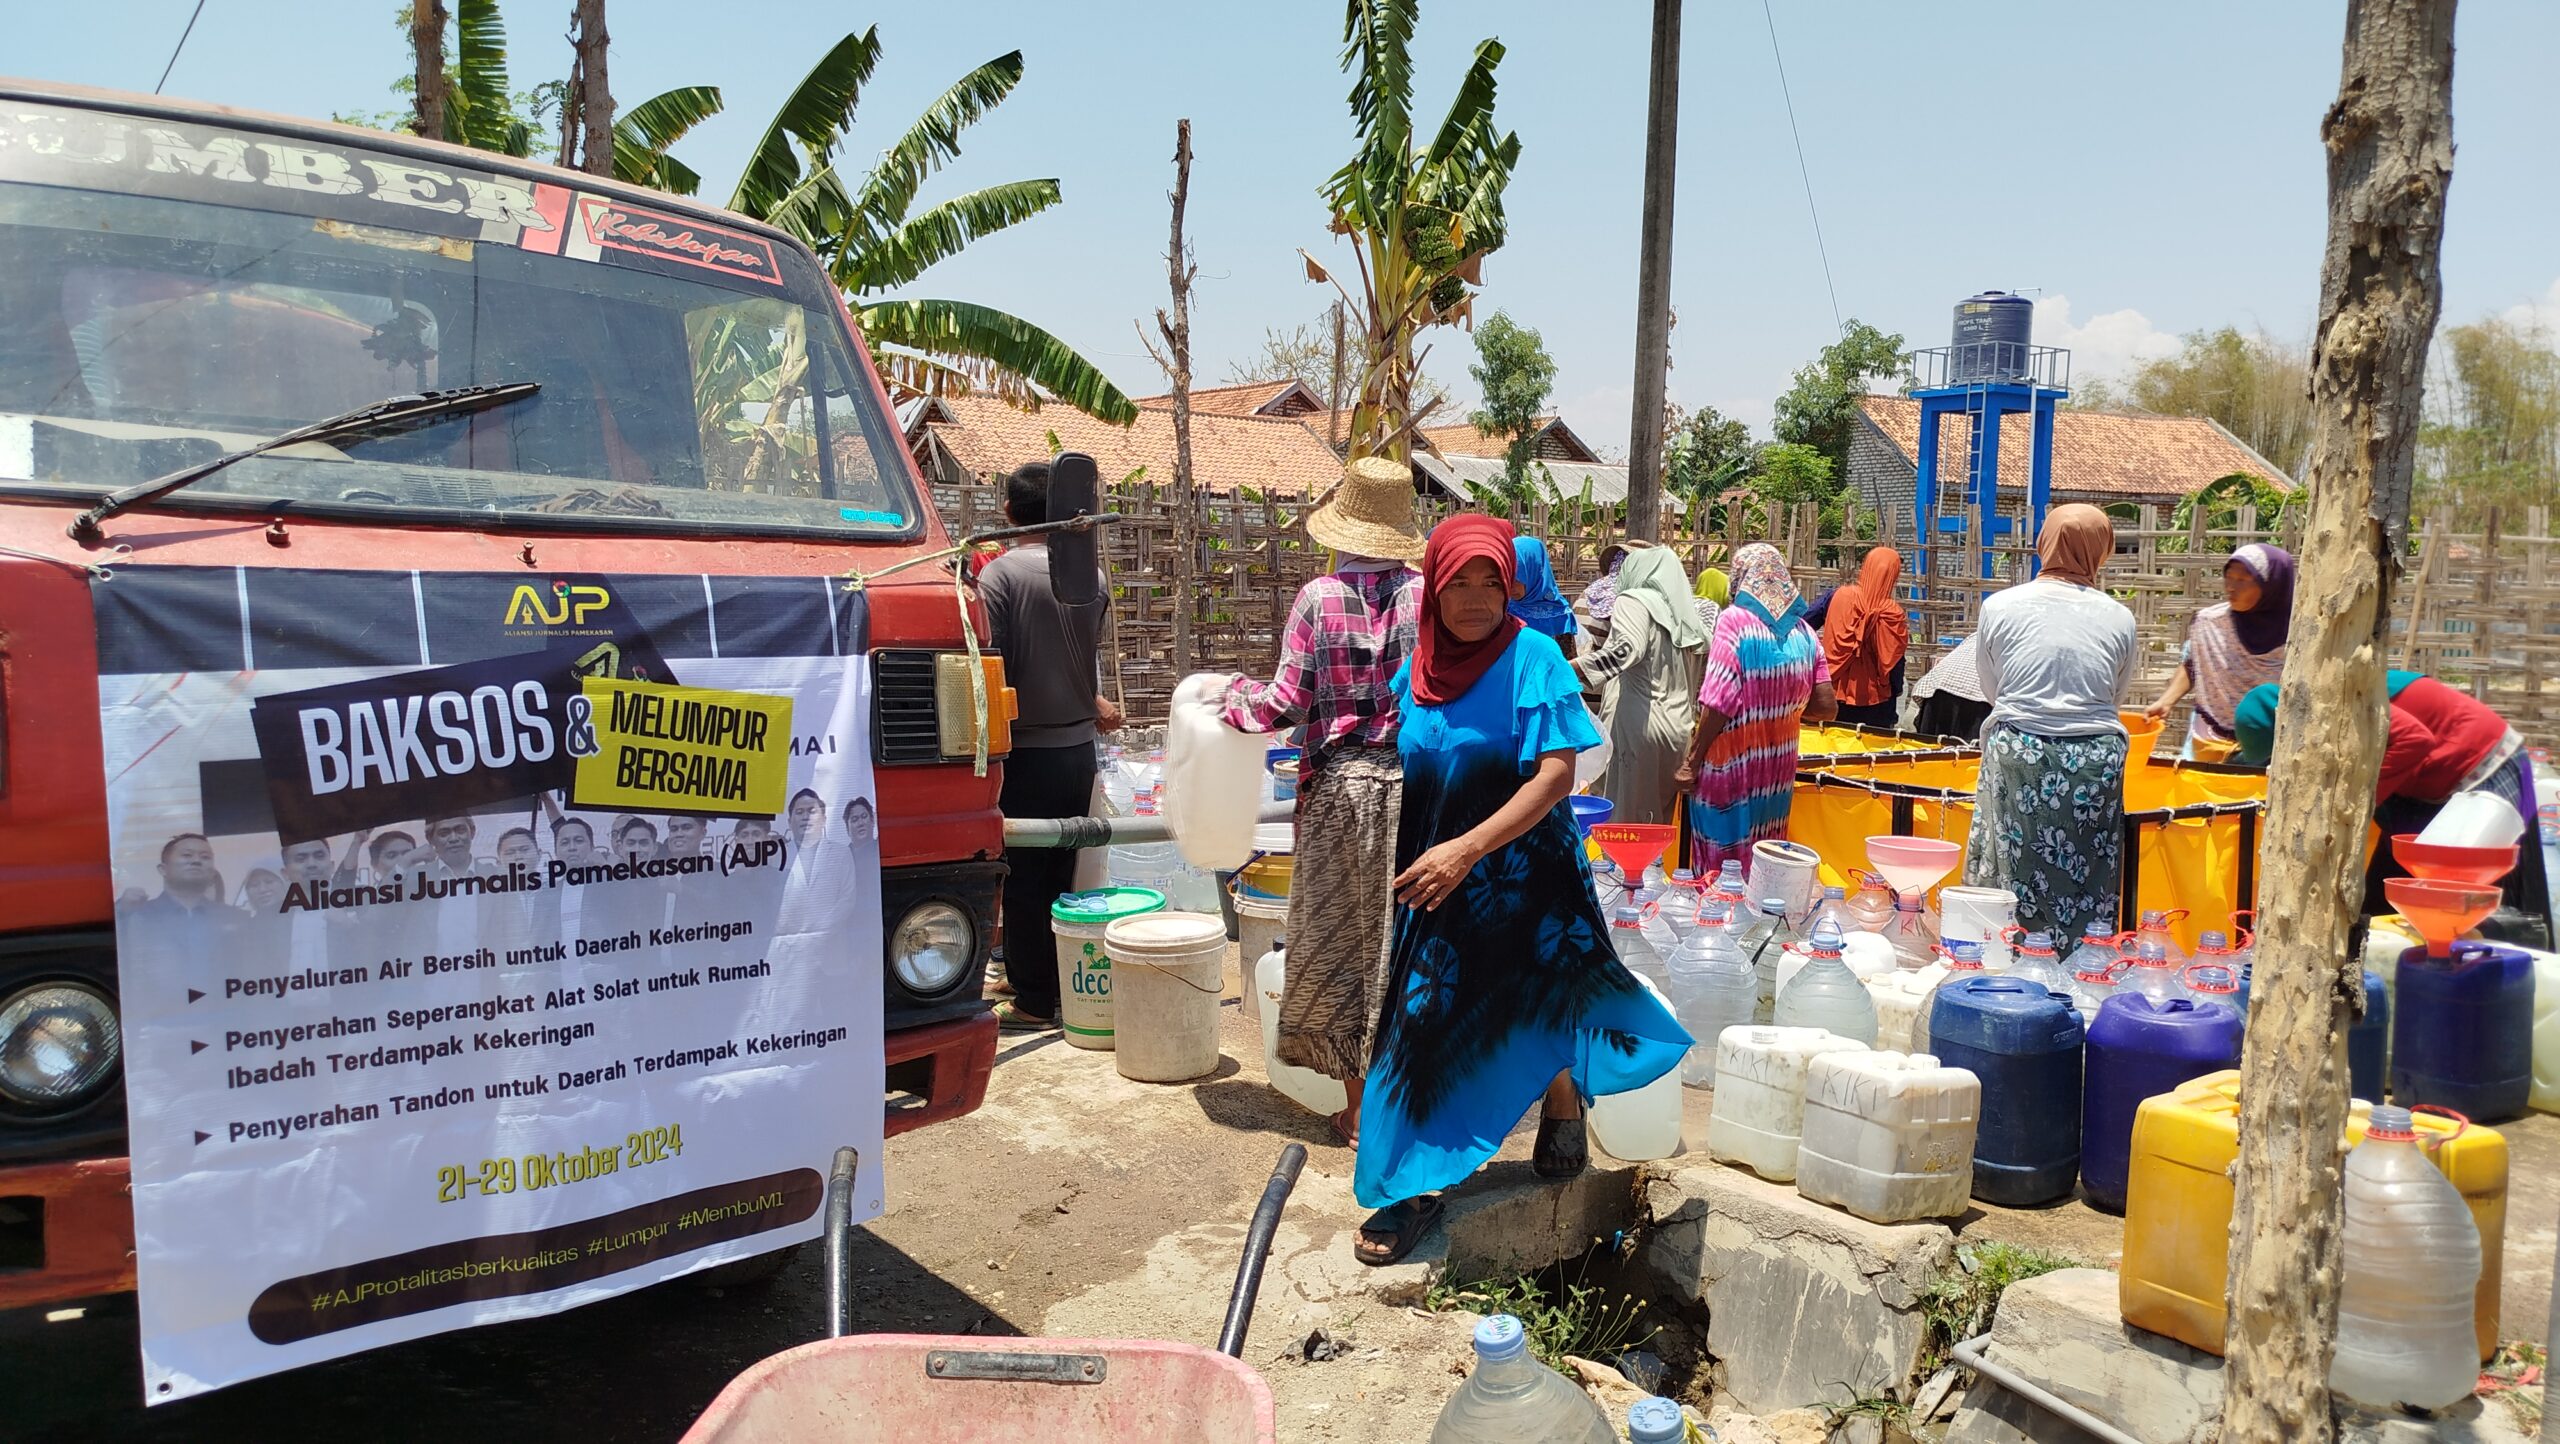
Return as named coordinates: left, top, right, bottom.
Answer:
left=66, top=382, right=540, bottom=542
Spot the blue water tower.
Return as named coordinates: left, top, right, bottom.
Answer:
left=1909, top=292, right=2070, bottom=578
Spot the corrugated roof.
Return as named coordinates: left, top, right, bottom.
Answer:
left=1131, top=379, right=1323, bottom=417
left=1856, top=395, right=2295, bottom=500
left=921, top=394, right=1344, bottom=497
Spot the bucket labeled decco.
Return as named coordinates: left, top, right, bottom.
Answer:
left=1050, top=888, right=1167, bottom=1050
left=1104, top=911, right=1229, bottom=1082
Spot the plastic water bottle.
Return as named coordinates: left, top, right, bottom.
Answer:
left=1593, top=857, right=1630, bottom=914
left=1625, top=1396, right=1688, bottom=1444
left=1804, top=885, right=1852, bottom=940
left=1099, top=745, right=1138, bottom=815
left=1667, top=867, right=1709, bottom=920
left=1776, top=920, right=1881, bottom=1045
left=2329, top=1105, right=2483, bottom=1411
left=2133, top=910, right=2191, bottom=971
left=1931, top=938, right=1990, bottom=995
left=2123, top=938, right=2191, bottom=1007
left=1739, top=897, right=1797, bottom=1025
left=1881, top=893, right=1940, bottom=970
left=1709, top=859, right=1751, bottom=917
left=1609, top=905, right=1672, bottom=997
left=1667, top=902, right=1758, bottom=1086
left=1429, top=1314, right=1614, bottom=1444
left=1107, top=792, right=1181, bottom=895
left=1845, top=870, right=1896, bottom=933
left=2005, top=930, right=2073, bottom=996
left=2062, top=922, right=2122, bottom=981
left=2062, top=950, right=2124, bottom=1023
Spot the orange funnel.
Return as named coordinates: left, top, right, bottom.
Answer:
left=2384, top=877, right=2500, bottom=957
left=2391, top=834, right=2519, bottom=888
left=1589, top=822, right=1677, bottom=881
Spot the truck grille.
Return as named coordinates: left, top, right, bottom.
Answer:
left=872, top=650, right=945, bottom=765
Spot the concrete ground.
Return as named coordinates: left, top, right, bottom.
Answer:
left=9, top=940, right=2552, bottom=1439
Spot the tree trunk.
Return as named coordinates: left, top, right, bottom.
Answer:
left=1328, top=299, right=1348, bottom=452
left=572, top=0, right=613, bottom=177
left=1161, top=120, right=1198, bottom=676
left=2221, top=3, right=2454, bottom=1440
left=411, top=0, right=449, bottom=142
left=1623, top=0, right=1681, bottom=542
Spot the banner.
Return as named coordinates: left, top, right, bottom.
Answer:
left=95, top=566, right=883, bottom=1401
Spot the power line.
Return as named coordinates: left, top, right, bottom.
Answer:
left=1761, top=0, right=1843, bottom=336
left=154, top=0, right=208, bottom=95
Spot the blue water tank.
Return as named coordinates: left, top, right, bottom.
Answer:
left=1929, top=975, right=2084, bottom=1206
left=1950, top=292, right=2034, bottom=383
left=2392, top=940, right=2534, bottom=1122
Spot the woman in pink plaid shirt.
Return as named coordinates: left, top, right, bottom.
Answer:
left=1223, top=458, right=1426, bottom=1145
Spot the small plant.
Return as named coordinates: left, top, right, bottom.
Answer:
left=1424, top=1242, right=1661, bottom=1375
left=1918, top=1241, right=2080, bottom=1373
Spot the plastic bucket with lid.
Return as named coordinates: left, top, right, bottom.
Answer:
left=1104, top=911, right=1229, bottom=1082
left=1050, top=888, right=1167, bottom=1050
left=1233, top=891, right=1288, bottom=1031
left=1938, top=885, right=2020, bottom=969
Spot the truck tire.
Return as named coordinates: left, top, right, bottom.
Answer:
left=687, top=1244, right=802, bottom=1291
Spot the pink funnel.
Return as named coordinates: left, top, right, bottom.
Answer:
left=1866, top=835, right=1962, bottom=901
left=2384, top=877, right=2500, bottom=958
left=1589, top=823, right=1677, bottom=882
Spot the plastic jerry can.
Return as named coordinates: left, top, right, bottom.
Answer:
left=1704, top=1027, right=1870, bottom=1182
left=1255, top=944, right=1348, bottom=1118
left=2117, top=1070, right=2506, bottom=1362
left=1795, top=1050, right=1980, bottom=1223
left=1928, top=975, right=2084, bottom=1206
left=2078, top=995, right=2242, bottom=1213
left=1865, top=963, right=1950, bottom=1056
left=1586, top=972, right=1686, bottom=1163
left=2528, top=947, right=2560, bottom=1114
left=2392, top=940, right=2535, bottom=1122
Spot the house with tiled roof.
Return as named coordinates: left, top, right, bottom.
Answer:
left=907, top=394, right=1345, bottom=498
left=1414, top=415, right=1604, bottom=465
left=1131, top=378, right=1326, bottom=419
left=1850, top=394, right=2294, bottom=513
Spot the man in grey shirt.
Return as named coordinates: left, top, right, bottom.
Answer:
left=978, top=460, right=1121, bottom=1027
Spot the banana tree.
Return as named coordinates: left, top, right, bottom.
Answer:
left=1309, top=0, right=1520, bottom=463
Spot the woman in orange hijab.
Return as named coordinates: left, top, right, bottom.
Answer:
left=1819, top=546, right=1911, bottom=729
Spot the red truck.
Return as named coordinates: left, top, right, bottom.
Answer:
left=0, top=79, right=1007, bottom=1312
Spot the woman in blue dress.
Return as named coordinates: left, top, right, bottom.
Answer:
left=1354, top=514, right=1691, bottom=1265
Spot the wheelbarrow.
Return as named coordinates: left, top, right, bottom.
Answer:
left=679, top=1142, right=1308, bottom=1443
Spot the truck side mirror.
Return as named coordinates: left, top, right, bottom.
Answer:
left=1047, top=451, right=1101, bottom=607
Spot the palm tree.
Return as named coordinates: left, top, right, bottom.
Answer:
left=616, top=28, right=1135, bottom=424
left=1307, top=0, right=1520, bottom=462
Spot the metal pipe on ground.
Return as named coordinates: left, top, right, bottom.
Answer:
left=1001, top=802, right=1295, bottom=850
left=1947, top=1334, right=2148, bottom=1444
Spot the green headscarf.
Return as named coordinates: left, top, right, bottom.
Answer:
left=2231, top=670, right=2426, bottom=765
left=1614, top=546, right=1707, bottom=651
left=1696, top=567, right=1731, bottom=606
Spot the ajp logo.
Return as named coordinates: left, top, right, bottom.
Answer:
left=505, top=580, right=612, bottom=628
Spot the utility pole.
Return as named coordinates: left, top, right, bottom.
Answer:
left=1623, top=0, right=1681, bottom=542
left=2221, top=3, right=2455, bottom=1439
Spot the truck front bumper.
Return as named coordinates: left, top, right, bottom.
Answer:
left=0, top=1153, right=133, bottom=1311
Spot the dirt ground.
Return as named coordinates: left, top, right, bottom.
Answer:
left=8, top=940, right=2552, bottom=1439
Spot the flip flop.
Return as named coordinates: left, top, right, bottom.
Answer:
left=1533, top=1114, right=1588, bottom=1180
left=1354, top=1195, right=1444, bottom=1267
left=993, top=1001, right=1054, bottom=1032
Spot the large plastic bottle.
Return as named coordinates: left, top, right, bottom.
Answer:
left=1593, top=857, right=1630, bottom=915
left=1609, top=905, right=1672, bottom=997
left=1708, top=860, right=1751, bottom=918
left=2062, top=922, right=2123, bottom=983
left=1881, top=892, right=1941, bottom=970
left=2329, top=1105, right=2485, bottom=1412
left=1666, top=902, right=1758, bottom=1086
left=1107, top=790, right=1182, bottom=896
left=1586, top=970, right=1686, bottom=1162
left=2121, top=938, right=2192, bottom=1008
left=1776, top=921, right=1881, bottom=1046
left=1429, top=1314, right=1615, bottom=1444
left=1802, top=885, right=1853, bottom=943
left=2132, top=909, right=2192, bottom=970
left=1845, top=870, right=1897, bottom=934
left=1740, top=898, right=1798, bottom=1025
left=2005, top=930, right=2073, bottom=996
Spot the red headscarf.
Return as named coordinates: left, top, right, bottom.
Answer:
left=1411, top=513, right=1523, bottom=706
left=1819, top=545, right=1910, bottom=707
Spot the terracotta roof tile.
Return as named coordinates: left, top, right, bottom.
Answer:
left=1131, top=379, right=1322, bottom=417
left=921, top=395, right=1345, bottom=498
left=1856, top=395, right=2294, bottom=501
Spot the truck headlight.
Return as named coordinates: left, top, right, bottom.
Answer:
left=890, top=902, right=974, bottom=995
left=0, top=984, right=121, bottom=1111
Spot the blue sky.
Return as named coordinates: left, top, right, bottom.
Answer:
left=15, top=2, right=2558, bottom=454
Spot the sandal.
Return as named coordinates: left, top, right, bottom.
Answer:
left=1533, top=1114, right=1588, bottom=1179
left=993, top=1001, right=1055, bottom=1032
left=1327, top=1108, right=1358, bottom=1149
left=1354, top=1195, right=1444, bottom=1267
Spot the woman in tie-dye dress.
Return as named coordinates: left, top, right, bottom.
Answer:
left=1673, top=544, right=1837, bottom=872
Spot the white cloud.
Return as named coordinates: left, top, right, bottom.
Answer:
left=2497, top=277, right=2560, bottom=336
left=2032, top=295, right=2181, bottom=390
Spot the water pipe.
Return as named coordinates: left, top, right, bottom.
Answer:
left=1002, top=801, right=1295, bottom=849
left=1948, top=1333, right=2148, bottom=1444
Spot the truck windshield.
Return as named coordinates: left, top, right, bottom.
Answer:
left=0, top=98, right=920, bottom=538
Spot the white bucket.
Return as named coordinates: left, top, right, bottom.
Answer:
left=1749, top=839, right=1821, bottom=923
left=1938, top=886, right=2019, bottom=969
left=1104, top=911, right=1228, bottom=1082
left=1233, top=891, right=1289, bottom=1031
left=1049, top=888, right=1168, bottom=1051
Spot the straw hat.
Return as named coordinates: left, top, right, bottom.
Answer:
left=1306, top=456, right=1427, bottom=561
